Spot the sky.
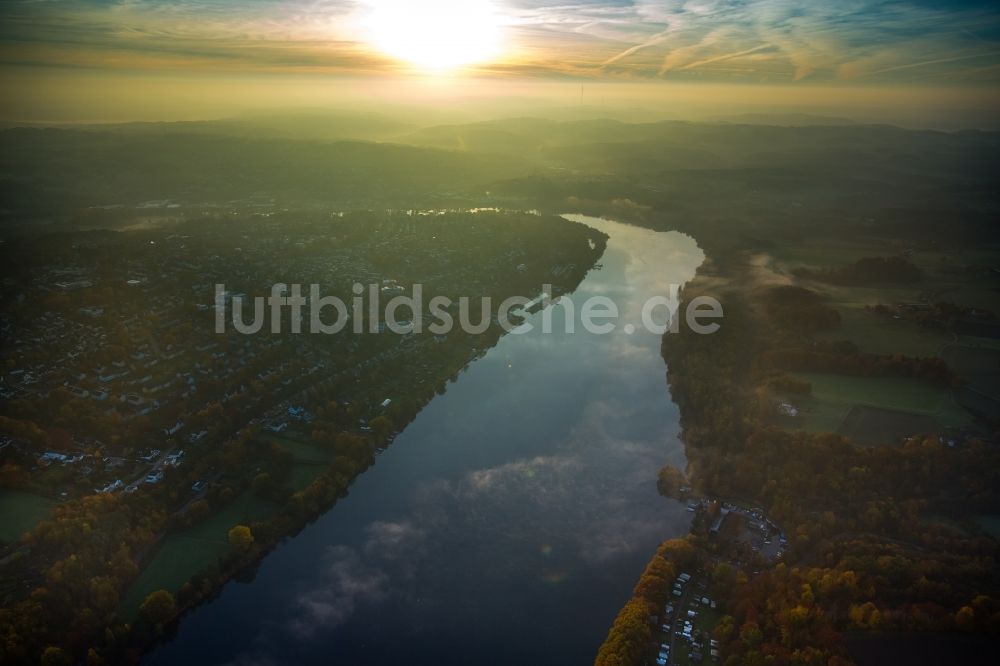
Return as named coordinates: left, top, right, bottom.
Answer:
left=1, top=1, right=999, bottom=123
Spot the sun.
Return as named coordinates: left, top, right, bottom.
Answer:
left=362, top=0, right=503, bottom=71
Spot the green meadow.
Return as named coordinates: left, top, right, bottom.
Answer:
left=119, top=491, right=280, bottom=619
left=779, top=373, right=974, bottom=441
left=0, top=491, right=55, bottom=544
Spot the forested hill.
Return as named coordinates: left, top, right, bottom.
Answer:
left=0, top=128, right=526, bottom=219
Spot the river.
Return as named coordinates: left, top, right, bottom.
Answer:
left=146, top=214, right=704, bottom=665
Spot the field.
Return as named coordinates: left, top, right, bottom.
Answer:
left=263, top=433, right=333, bottom=459
left=264, top=433, right=338, bottom=491
left=119, top=490, right=279, bottom=618
left=942, top=345, right=1000, bottom=399
left=119, top=435, right=334, bottom=618
left=816, top=306, right=949, bottom=357
left=975, top=515, right=1000, bottom=539
left=770, top=238, right=1000, bottom=359
left=287, top=463, right=329, bottom=490
left=778, top=373, right=974, bottom=442
left=119, top=535, right=230, bottom=618
left=0, top=491, right=55, bottom=543
left=838, top=405, right=941, bottom=447
left=956, top=388, right=1000, bottom=421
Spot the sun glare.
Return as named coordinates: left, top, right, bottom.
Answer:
left=363, top=0, right=503, bottom=71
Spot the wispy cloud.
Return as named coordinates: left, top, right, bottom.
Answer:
left=3, top=1, right=996, bottom=83
left=288, top=544, right=391, bottom=638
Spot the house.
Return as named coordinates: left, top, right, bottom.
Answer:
left=139, top=449, right=161, bottom=462
left=777, top=402, right=798, bottom=417
left=163, top=421, right=184, bottom=437
left=187, top=430, right=208, bottom=444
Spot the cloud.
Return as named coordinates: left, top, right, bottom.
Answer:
left=0, top=0, right=998, bottom=82
left=287, top=544, right=390, bottom=638
left=362, top=520, right=427, bottom=559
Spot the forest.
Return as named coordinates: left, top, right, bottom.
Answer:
left=595, top=220, right=1000, bottom=665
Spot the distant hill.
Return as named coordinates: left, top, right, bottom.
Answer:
left=0, top=127, right=526, bottom=221
left=2, top=118, right=997, bottom=234
left=13, top=110, right=419, bottom=143
left=710, top=113, right=857, bottom=127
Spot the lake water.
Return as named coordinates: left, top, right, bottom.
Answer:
left=146, top=214, right=704, bottom=665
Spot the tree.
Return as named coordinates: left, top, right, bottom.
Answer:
left=956, top=605, right=976, bottom=631
left=594, top=597, right=652, bottom=666
left=715, top=615, right=735, bottom=643
left=251, top=472, right=274, bottom=499
left=369, top=415, right=393, bottom=439
left=739, top=621, right=763, bottom=648
left=656, top=465, right=688, bottom=498
left=40, top=647, right=72, bottom=666
left=139, top=589, right=176, bottom=626
left=228, top=524, right=254, bottom=551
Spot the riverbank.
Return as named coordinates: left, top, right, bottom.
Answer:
left=137, top=215, right=703, bottom=666
left=595, top=228, right=1000, bottom=664
left=0, top=211, right=609, bottom=665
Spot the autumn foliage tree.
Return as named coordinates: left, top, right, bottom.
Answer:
left=228, top=525, right=254, bottom=551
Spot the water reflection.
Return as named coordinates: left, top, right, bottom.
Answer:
left=147, top=215, right=704, bottom=666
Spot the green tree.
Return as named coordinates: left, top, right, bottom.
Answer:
left=40, top=647, right=72, bottom=666
left=251, top=472, right=274, bottom=499
left=369, top=415, right=393, bottom=439
left=139, top=589, right=176, bottom=625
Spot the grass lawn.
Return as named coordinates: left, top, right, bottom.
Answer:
left=0, top=491, right=55, bottom=543
left=287, top=462, right=328, bottom=491
left=780, top=373, right=973, bottom=437
left=942, top=346, right=1000, bottom=399
left=119, top=490, right=279, bottom=619
left=817, top=306, right=949, bottom=357
left=975, top=515, right=1000, bottom=540
left=263, top=433, right=336, bottom=463
left=838, top=406, right=941, bottom=447
left=119, top=535, right=230, bottom=619
left=181, top=491, right=279, bottom=543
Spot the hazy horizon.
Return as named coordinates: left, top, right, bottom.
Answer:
left=2, top=75, right=999, bottom=131
left=2, top=1, right=1000, bottom=130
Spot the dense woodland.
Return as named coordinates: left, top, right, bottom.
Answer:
left=595, top=248, right=1000, bottom=665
